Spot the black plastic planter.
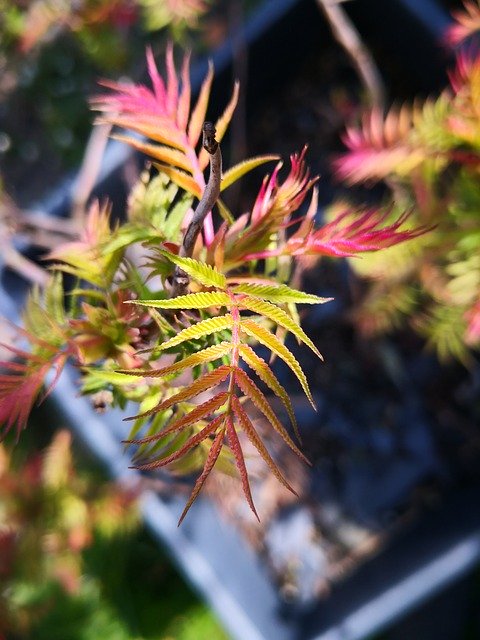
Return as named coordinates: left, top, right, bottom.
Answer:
left=3, top=1, right=480, bottom=639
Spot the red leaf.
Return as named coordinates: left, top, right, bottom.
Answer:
left=177, top=425, right=226, bottom=525
left=231, top=395, right=297, bottom=495
left=132, top=415, right=222, bottom=472
left=225, top=415, right=259, bottom=521
left=124, top=392, right=229, bottom=444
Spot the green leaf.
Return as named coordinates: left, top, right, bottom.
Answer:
left=164, top=195, right=193, bottom=240
left=68, top=288, right=106, bottom=302
left=220, top=155, right=280, bottom=191
left=233, top=283, right=332, bottom=305
left=23, top=277, right=66, bottom=349
left=134, top=417, right=220, bottom=471
left=129, top=291, right=230, bottom=309
left=216, top=198, right=235, bottom=224
left=102, top=225, right=162, bottom=255
left=158, top=250, right=227, bottom=289
left=45, top=272, right=66, bottom=324
left=83, top=369, right=145, bottom=386
left=124, top=392, right=168, bottom=444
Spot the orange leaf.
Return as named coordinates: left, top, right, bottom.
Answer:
left=133, top=416, right=220, bottom=472
left=125, top=365, right=231, bottom=420
left=199, top=81, right=240, bottom=169
left=112, top=135, right=194, bottom=173
left=234, top=368, right=310, bottom=465
left=188, top=61, right=214, bottom=146
left=231, top=395, right=297, bottom=495
left=125, top=392, right=229, bottom=444
left=153, top=163, right=202, bottom=197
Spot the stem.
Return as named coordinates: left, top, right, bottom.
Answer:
left=71, top=122, right=112, bottom=226
left=172, top=122, right=222, bottom=297
left=0, top=228, right=49, bottom=287
left=316, top=0, right=385, bottom=107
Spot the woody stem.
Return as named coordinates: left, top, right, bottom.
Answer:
left=171, top=122, right=222, bottom=297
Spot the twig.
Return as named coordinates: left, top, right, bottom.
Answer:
left=71, top=122, right=112, bottom=225
left=0, top=224, right=49, bottom=287
left=315, top=0, right=385, bottom=107
left=18, top=211, right=79, bottom=238
left=171, top=122, right=222, bottom=297
left=226, top=0, right=248, bottom=210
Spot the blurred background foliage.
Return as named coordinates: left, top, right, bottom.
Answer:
left=0, top=0, right=223, bottom=204
left=0, top=3, right=233, bottom=635
left=0, top=424, right=228, bottom=639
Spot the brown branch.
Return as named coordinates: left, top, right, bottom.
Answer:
left=171, top=122, right=222, bottom=297
left=315, top=0, right=385, bottom=107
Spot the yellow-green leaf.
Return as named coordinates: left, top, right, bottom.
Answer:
left=240, top=318, right=316, bottom=409
left=238, top=296, right=323, bottom=360
left=129, top=291, right=230, bottom=309
left=220, top=155, right=280, bottom=191
left=233, top=283, right=332, bottom=305
left=158, top=315, right=234, bottom=351
left=83, top=369, right=144, bottom=386
left=237, top=343, right=298, bottom=439
left=118, top=342, right=233, bottom=376
left=216, top=198, right=235, bottom=224
left=158, top=250, right=227, bottom=289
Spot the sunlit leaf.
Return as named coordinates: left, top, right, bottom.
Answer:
left=231, top=394, right=296, bottom=494
left=238, top=295, right=323, bottom=359
left=234, top=368, right=310, bottom=464
left=221, top=155, right=280, bottom=191
left=129, top=291, right=230, bottom=309
left=156, top=316, right=233, bottom=350
left=233, top=283, right=331, bottom=304
left=158, top=250, right=227, bottom=288
left=240, top=318, right=316, bottom=409
left=238, top=343, right=298, bottom=439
